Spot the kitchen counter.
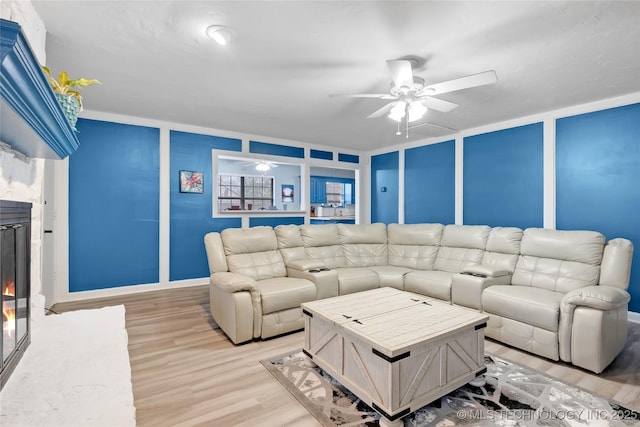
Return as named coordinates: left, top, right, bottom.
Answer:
left=310, top=216, right=355, bottom=221
left=310, top=216, right=356, bottom=224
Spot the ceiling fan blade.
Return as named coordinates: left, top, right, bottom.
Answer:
left=367, top=102, right=395, bottom=119
left=418, top=70, right=497, bottom=96
left=420, top=96, right=459, bottom=113
left=386, top=60, right=414, bottom=88
left=329, top=93, right=396, bottom=99
left=407, top=121, right=459, bottom=132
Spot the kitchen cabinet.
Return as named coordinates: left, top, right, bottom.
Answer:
left=310, top=176, right=326, bottom=204
left=310, top=176, right=355, bottom=205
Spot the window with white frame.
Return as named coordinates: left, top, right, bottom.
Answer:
left=217, top=174, right=274, bottom=211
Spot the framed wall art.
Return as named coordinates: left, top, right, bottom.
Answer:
left=281, top=184, right=294, bottom=203
left=180, top=170, right=204, bottom=193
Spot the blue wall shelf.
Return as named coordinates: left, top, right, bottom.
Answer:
left=0, top=19, right=79, bottom=159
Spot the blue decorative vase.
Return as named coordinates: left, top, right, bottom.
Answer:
left=55, top=93, right=80, bottom=131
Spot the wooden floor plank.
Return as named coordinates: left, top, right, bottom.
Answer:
left=52, top=285, right=640, bottom=426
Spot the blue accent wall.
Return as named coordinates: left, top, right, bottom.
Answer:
left=249, top=217, right=305, bottom=227
left=170, top=131, right=242, bottom=281
left=556, top=103, right=640, bottom=313
left=338, top=153, right=360, bottom=163
left=404, top=141, right=455, bottom=224
left=371, top=151, right=399, bottom=224
left=464, top=123, right=544, bottom=228
left=310, top=149, right=333, bottom=160
left=249, top=140, right=304, bottom=158
left=69, top=119, right=160, bottom=291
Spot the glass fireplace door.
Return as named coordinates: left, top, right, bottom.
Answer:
left=0, top=200, right=31, bottom=389
left=2, top=224, right=28, bottom=364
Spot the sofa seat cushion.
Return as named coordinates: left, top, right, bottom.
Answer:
left=483, top=285, right=564, bottom=332
left=257, top=277, right=316, bottom=315
left=404, top=270, right=455, bottom=301
left=334, top=267, right=380, bottom=295
left=368, top=266, right=414, bottom=289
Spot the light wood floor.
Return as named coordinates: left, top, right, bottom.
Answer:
left=52, top=285, right=640, bottom=426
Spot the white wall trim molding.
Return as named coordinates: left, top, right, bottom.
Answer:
left=628, top=311, right=640, bottom=324
left=455, top=136, right=464, bottom=225
left=79, top=110, right=364, bottom=158
left=55, top=278, right=209, bottom=304
left=398, top=148, right=405, bottom=224
left=543, top=119, right=556, bottom=230
left=159, top=127, right=170, bottom=285
left=361, top=156, right=371, bottom=224
left=454, top=92, right=640, bottom=141
left=52, top=157, right=69, bottom=306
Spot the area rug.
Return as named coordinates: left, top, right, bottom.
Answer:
left=0, top=305, right=136, bottom=427
left=261, top=350, right=640, bottom=427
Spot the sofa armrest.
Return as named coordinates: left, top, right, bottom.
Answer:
left=462, top=264, right=511, bottom=278
left=210, top=272, right=263, bottom=340
left=558, top=286, right=630, bottom=363
left=561, top=285, right=630, bottom=311
left=286, top=259, right=327, bottom=272
left=451, top=273, right=512, bottom=310
left=211, top=271, right=258, bottom=293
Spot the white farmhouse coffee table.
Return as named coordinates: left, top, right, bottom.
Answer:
left=301, top=287, right=488, bottom=427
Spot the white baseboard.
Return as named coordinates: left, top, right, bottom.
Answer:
left=53, top=277, right=209, bottom=304
left=628, top=311, right=640, bottom=324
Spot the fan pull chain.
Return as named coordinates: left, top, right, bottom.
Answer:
left=405, top=114, right=409, bottom=138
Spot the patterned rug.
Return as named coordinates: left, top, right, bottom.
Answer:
left=261, top=350, right=639, bottom=427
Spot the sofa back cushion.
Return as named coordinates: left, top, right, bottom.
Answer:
left=221, top=226, right=286, bottom=281
left=338, top=223, right=388, bottom=267
left=300, top=224, right=346, bottom=268
left=434, top=225, right=490, bottom=273
left=274, top=224, right=307, bottom=264
left=481, top=227, right=523, bottom=272
left=512, top=228, right=605, bottom=293
left=387, top=223, right=443, bottom=270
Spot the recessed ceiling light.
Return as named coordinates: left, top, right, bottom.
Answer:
left=206, top=25, right=233, bottom=46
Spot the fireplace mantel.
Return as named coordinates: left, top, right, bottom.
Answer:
left=0, top=19, right=79, bottom=159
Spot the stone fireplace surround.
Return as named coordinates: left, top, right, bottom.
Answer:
left=0, top=0, right=50, bottom=350
left=0, top=0, right=58, bottom=389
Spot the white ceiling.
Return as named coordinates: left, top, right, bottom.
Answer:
left=31, top=1, right=640, bottom=152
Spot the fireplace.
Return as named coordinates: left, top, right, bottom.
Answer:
left=0, top=200, right=31, bottom=390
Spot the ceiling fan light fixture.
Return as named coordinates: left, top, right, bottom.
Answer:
left=255, top=162, right=270, bottom=172
left=206, top=25, right=233, bottom=45
left=408, top=101, right=427, bottom=122
left=388, top=101, right=406, bottom=122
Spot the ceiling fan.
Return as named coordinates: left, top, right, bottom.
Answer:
left=330, top=59, right=498, bottom=137
left=242, top=160, right=279, bottom=172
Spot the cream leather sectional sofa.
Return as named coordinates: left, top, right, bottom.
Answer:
left=204, top=223, right=633, bottom=373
